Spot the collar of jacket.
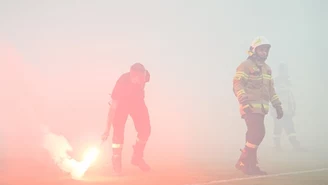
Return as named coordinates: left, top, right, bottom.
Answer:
left=248, top=56, right=266, bottom=67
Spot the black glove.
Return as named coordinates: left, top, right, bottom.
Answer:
left=275, top=105, right=283, bottom=119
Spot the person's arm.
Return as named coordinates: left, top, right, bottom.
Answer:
left=269, top=75, right=283, bottom=119
left=233, top=62, right=249, bottom=104
left=270, top=79, right=282, bottom=108
left=290, top=90, right=296, bottom=115
left=102, top=75, right=126, bottom=141
left=105, top=99, right=118, bottom=131
left=106, top=75, right=125, bottom=129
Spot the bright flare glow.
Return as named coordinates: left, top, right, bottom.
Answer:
left=83, top=147, right=100, bottom=163
left=71, top=147, right=100, bottom=180
left=41, top=127, right=101, bottom=180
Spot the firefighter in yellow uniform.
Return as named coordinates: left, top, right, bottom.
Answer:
left=233, top=36, right=284, bottom=175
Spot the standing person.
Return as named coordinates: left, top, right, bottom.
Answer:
left=232, top=36, right=284, bottom=175
left=102, top=63, right=151, bottom=175
left=270, top=63, right=305, bottom=151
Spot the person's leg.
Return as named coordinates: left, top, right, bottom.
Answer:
left=130, top=100, right=151, bottom=172
left=236, top=113, right=266, bottom=175
left=283, top=116, right=305, bottom=151
left=273, top=117, right=283, bottom=150
left=111, top=105, right=129, bottom=174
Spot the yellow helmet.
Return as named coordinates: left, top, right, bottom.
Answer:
left=248, top=36, right=271, bottom=56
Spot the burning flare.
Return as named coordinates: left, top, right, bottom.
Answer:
left=41, top=125, right=100, bottom=180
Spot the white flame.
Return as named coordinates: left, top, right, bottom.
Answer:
left=41, top=125, right=100, bottom=180
left=71, top=147, right=100, bottom=179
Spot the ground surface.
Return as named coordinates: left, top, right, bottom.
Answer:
left=1, top=148, right=327, bottom=185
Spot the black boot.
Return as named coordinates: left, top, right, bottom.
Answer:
left=131, top=142, right=150, bottom=172
left=250, top=149, right=267, bottom=175
left=235, top=148, right=253, bottom=175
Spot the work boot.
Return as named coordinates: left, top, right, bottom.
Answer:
left=112, top=154, right=122, bottom=175
left=289, top=136, right=307, bottom=152
left=251, top=166, right=268, bottom=175
left=235, top=148, right=253, bottom=175
left=250, top=150, right=267, bottom=175
left=131, top=143, right=151, bottom=172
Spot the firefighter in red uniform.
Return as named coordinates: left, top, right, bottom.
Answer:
left=102, top=63, right=151, bottom=175
left=233, top=36, right=284, bottom=175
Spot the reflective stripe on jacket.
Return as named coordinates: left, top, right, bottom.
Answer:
left=233, top=59, right=282, bottom=117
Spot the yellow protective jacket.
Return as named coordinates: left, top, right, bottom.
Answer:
left=233, top=58, right=282, bottom=117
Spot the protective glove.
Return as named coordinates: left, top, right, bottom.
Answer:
left=243, top=103, right=253, bottom=114
left=238, top=95, right=248, bottom=105
left=275, top=105, right=283, bottom=119
left=238, top=95, right=253, bottom=114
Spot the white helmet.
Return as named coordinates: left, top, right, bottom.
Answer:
left=248, top=36, right=271, bottom=56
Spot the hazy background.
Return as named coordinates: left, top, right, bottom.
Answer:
left=0, top=0, right=326, bottom=173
